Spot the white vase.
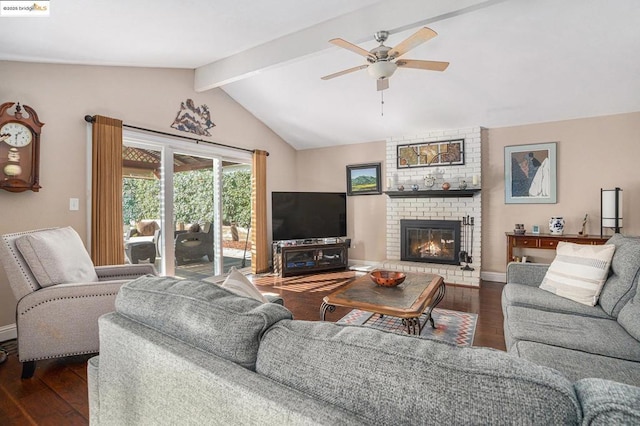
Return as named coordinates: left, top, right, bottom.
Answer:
left=549, top=217, right=565, bottom=235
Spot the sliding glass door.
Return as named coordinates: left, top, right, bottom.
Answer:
left=122, top=146, right=161, bottom=268
left=173, top=152, right=217, bottom=279
left=122, top=129, right=252, bottom=278
left=221, top=162, right=252, bottom=273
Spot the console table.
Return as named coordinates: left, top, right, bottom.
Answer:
left=506, top=232, right=609, bottom=265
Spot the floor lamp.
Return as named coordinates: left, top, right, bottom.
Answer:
left=601, top=187, right=623, bottom=237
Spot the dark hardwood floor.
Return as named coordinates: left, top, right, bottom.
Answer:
left=0, top=272, right=505, bottom=425
left=253, top=271, right=506, bottom=350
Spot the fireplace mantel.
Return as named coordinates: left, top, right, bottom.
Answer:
left=384, top=189, right=480, bottom=198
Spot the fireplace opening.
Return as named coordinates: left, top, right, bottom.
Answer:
left=401, top=219, right=461, bottom=265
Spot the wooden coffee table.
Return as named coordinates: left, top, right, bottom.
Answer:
left=320, top=272, right=445, bottom=335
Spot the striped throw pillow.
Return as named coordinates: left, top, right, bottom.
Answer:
left=540, top=242, right=616, bottom=306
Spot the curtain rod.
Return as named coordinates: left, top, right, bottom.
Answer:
left=84, top=115, right=268, bottom=156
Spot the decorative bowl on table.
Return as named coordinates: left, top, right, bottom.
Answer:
left=369, top=270, right=406, bottom=287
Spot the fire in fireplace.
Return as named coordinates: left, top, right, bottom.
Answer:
left=401, top=219, right=461, bottom=265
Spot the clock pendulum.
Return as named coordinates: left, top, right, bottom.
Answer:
left=4, top=147, right=22, bottom=177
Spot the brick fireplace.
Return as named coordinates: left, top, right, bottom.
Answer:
left=381, top=127, right=483, bottom=287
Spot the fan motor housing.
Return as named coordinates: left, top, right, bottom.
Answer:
left=369, top=45, right=391, bottom=60
left=374, top=30, right=389, bottom=43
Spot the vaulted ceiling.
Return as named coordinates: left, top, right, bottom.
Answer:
left=1, top=0, right=639, bottom=150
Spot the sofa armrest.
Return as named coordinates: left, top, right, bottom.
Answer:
left=95, top=264, right=157, bottom=281
left=506, top=262, right=550, bottom=287
left=575, top=378, right=640, bottom=425
left=17, top=280, right=127, bottom=314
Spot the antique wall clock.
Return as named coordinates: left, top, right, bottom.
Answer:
left=0, top=102, right=44, bottom=192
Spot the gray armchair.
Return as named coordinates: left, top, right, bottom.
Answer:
left=0, top=227, right=157, bottom=378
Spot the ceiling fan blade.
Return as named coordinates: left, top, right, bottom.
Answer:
left=329, top=38, right=375, bottom=60
left=389, top=27, right=438, bottom=59
left=321, top=64, right=369, bottom=80
left=396, top=59, right=449, bottom=72
left=377, top=78, right=389, bottom=91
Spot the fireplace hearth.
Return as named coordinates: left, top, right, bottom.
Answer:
left=401, top=219, right=461, bottom=265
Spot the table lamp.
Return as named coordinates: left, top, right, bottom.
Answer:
left=601, top=187, right=623, bottom=237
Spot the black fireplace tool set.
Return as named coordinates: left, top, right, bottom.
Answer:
left=460, top=215, right=474, bottom=271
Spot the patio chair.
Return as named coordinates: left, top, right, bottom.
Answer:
left=0, top=226, right=157, bottom=378
left=175, top=222, right=214, bottom=265
left=125, top=220, right=161, bottom=264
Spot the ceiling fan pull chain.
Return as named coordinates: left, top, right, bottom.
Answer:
left=381, top=90, right=384, bottom=116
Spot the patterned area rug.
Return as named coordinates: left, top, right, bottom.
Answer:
left=336, top=308, right=477, bottom=346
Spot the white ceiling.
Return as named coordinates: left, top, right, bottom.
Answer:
left=1, top=0, right=639, bottom=150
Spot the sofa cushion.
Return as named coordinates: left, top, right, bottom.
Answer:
left=502, top=283, right=611, bottom=319
left=617, top=287, right=640, bottom=340
left=512, top=341, right=640, bottom=387
left=97, top=313, right=367, bottom=425
left=504, top=306, right=640, bottom=362
left=15, top=226, right=98, bottom=287
left=115, top=275, right=292, bottom=370
left=221, top=267, right=268, bottom=303
left=598, top=234, right=640, bottom=317
left=575, top=378, right=640, bottom=424
left=539, top=242, right=615, bottom=306
left=135, top=220, right=159, bottom=236
left=257, top=319, right=580, bottom=425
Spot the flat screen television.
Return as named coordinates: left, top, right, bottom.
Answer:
left=272, top=192, right=347, bottom=241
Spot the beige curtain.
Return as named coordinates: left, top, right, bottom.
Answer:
left=251, top=150, right=269, bottom=273
left=91, top=115, right=124, bottom=266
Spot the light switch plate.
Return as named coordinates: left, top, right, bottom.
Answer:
left=69, top=198, right=79, bottom=211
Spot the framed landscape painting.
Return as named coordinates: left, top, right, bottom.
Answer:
left=346, top=163, right=381, bottom=196
left=504, top=142, right=557, bottom=204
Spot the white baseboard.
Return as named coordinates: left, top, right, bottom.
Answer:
left=0, top=323, right=17, bottom=342
left=481, top=271, right=506, bottom=283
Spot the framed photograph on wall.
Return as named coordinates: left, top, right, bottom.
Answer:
left=346, top=163, right=381, bottom=196
left=504, top=142, right=557, bottom=204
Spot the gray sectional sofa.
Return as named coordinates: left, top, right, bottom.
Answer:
left=503, top=233, right=640, bottom=388
left=88, top=275, right=640, bottom=425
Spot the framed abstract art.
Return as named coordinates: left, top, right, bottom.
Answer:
left=504, top=142, right=557, bottom=204
left=397, top=139, right=465, bottom=168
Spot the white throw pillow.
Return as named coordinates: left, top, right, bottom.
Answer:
left=540, top=242, right=616, bottom=306
left=221, top=267, right=268, bottom=303
left=15, top=226, right=99, bottom=287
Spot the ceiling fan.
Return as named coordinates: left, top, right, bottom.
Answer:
left=321, top=27, right=449, bottom=91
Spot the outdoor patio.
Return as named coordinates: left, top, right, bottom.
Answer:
left=125, top=225, right=252, bottom=281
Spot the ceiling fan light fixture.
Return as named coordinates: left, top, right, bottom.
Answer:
left=367, top=61, right=397, bottom=80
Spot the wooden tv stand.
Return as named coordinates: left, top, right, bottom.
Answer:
left=273, top=240, right=348, bottom=277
